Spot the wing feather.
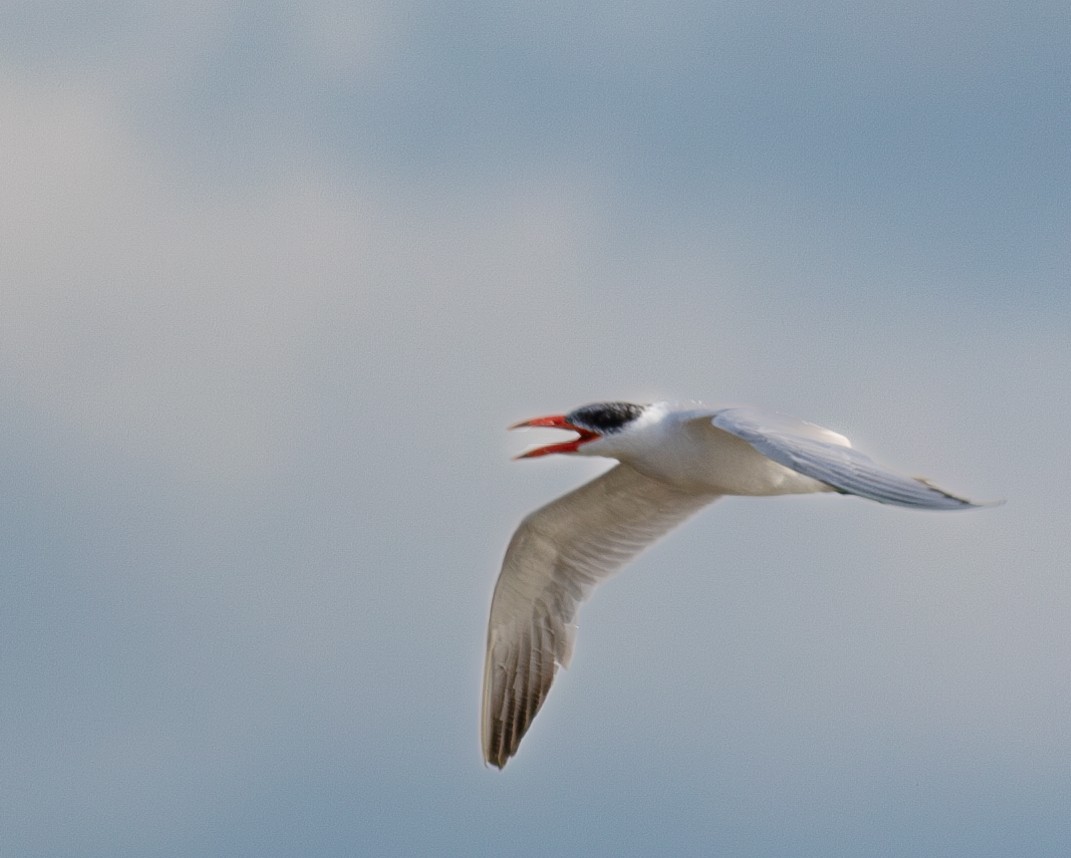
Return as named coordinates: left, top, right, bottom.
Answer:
left=481, top=463, right=718, bottom=768
left=711, top=407, right=988, bottom=510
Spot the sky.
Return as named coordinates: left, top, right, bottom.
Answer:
left=0, top=3, right=1068, bottom=856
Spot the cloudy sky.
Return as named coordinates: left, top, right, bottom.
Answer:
left=1, top=3, right=1068, bottom=855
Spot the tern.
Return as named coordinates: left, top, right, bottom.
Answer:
left=481, top=400, right=996, bottom=768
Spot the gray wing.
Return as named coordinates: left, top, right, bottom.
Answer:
left=712, top=406, right=990, bottom=510
left=481, top=464, right=719, bottom=768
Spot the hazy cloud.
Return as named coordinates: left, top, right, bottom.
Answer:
left=0, top=3, right=1067, bottom=856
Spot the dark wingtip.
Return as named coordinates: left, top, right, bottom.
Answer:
left=913, top=477, right=1004, bottom=510
left=483, top=741, right=511, bottom=770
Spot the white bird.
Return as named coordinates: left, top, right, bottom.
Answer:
left=481, top=400, right=997, bottom=768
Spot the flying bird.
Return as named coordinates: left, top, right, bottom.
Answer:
left=481, top=400, right=996, bottom=768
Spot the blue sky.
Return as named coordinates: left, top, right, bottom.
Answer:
left=1, top=3, right=1068, bottom=856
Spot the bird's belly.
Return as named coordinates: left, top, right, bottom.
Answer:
left=628, top=428, right=832, bottom=497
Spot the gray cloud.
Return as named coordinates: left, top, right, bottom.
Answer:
left=0, top=4, right=1067, bottom=856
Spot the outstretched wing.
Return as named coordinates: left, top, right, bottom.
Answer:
left=711, top=406, right=989, bottom=510
left=482, top=464, right=719, bottom=768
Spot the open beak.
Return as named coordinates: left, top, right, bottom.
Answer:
left=510, top=414, right=601, bottom=459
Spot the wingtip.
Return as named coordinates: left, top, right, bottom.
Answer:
left=943, top=493, right=1003, bottom=510
left=481, top=736, right=511, bottom=770
left=950, top=493, right=1006, bottom=510
left=913, top=477, right=1004, bottom=510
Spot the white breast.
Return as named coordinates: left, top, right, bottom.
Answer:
left=614, top=405, right=835, bottom=497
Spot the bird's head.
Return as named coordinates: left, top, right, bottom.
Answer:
left=511, top=401, right=648, bottom=459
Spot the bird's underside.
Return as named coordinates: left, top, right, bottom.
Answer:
left=480, top=402, right=995, bottom=768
